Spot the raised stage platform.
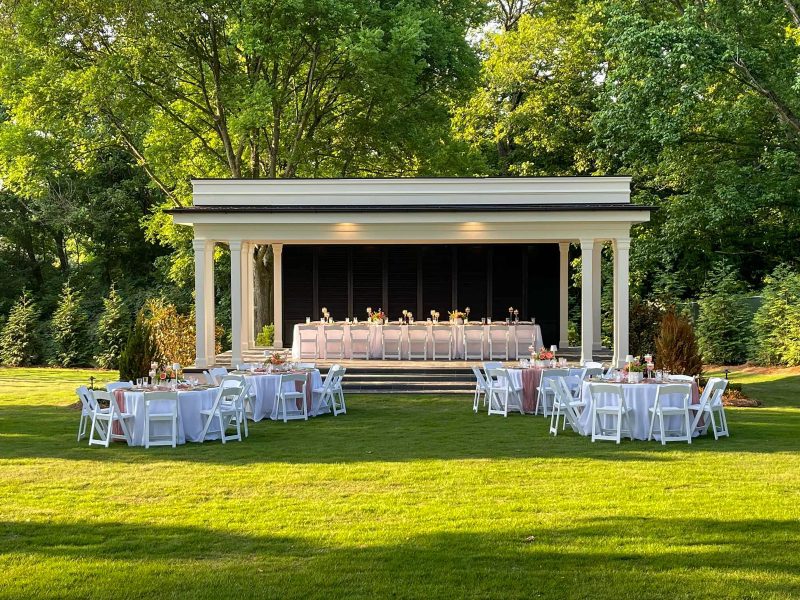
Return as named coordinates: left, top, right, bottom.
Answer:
left=203, top=347, right=614, bottom=394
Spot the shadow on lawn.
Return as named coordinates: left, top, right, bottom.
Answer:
left=1, top=516, right=798, bottom=598
left=1, top=397, right=798, bottom=465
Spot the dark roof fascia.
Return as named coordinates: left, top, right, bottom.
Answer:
left=166, top=203, right=657, bottom=215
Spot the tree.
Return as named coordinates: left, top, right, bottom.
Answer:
left=118, top=312, right=159, bottom=382
left=655, top=307, right=703, bottom=376
left=752, top=265, right=800, bottom=366
left=95, top=285, right=131, bottom=370
left=142, top=298, right=196, bottom=368
left=696, top=264, right=752, bottom=365
left=0, top=289, right=40, bottom=366
left=51, top=282, right=91, bottom=367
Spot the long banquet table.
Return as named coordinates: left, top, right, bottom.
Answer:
left=291, top=321, right=544, bottom=360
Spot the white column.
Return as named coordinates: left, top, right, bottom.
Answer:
left=612, top=240, right=619, bottom=368
left=592, top=242, right=603, bottom=350
left=230, top=240, right=243, bottom=366
left=242, top=241, right=254, bottom=350
left=273, top=243, right=284, bottom=349
left=613, top=237, right=631, bottom=368
left=580, top=238, right=595, bottom=365
left=193, top=239, right=215, bottom=368
left=558, top=242, right=570, bottom=348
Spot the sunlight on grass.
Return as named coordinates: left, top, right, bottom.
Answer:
left=0, top=367, right=799, bottom=599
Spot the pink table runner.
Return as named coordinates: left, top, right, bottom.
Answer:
left=521, top=367, right=544, bottom=413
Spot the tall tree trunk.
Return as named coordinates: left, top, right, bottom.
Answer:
left=254, top=244, right=274, bottom=337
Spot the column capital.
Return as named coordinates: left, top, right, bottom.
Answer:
left=272, top=242, right=284, bottom=254
left=558, top=241, right=570, bottom=253
left=192, top=238, right=212, bottom=251
left=229, top=240, right=243, bottom=252
left=579, top=238, right=596, bottom=250
left=614, top=237, right=632, bottom=250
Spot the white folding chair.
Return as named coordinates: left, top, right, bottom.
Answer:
left=488, top=325, right=509, bottom=360
left=431, top=326, right=453, bottom=360
left=105, top=381, right=134, bottom=392
left=323, top=325, right=346, bottom=360
left=407, top=324, right=429, bottom=360
left=548, top=377, right=585, bottom=436
left=535, top=368, right=569, bottom=417
left=381, top=325, right=403, bottom=360
left=668, top=374, right=696, bottom=383
left=587, top=383, right=633, bottom=443
left=485, top=368, right=524, bottom=417
left=276, top=373, right=310, bottom=422
left=583, top=361, right=604, bottom=369
left=513, top=324, right=537, bottom=359
left=690, top=377, right=729, bottom=439
left=313, top=365, right=347, bottom=416
left=471, top=366, right=492, bottom=413
left=296, top=362, right=316, bottom=369
left=481, top=361, right=503, bottom=383
left=143, top=391, right=180, bottom=449
left=76, top=386, right=101, bottom=441
left=648, top=383, right=693, bottom=444
left=220, top=375, right=249, bottom=437
left=584, top=367, right=604, bottom=378
left=463, top=325, right=485, bottom=360
left=566, top=368, right=588, bottom=400
left=349, top=324, right=371, bottom=359
left=199, top=383, right=245, bottom=443
left=88, top=390, right=134, bottom=447
left=208, top=367, right=228, bottom=385
left=297, top=324, right=320, bottom=359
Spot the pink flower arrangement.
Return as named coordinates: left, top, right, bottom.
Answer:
left=623, top=357, right=645, bottom=373
left=537, top=348, right=555, bottom=360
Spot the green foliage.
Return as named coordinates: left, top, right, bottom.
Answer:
left=752, top=265, right=800, bottom=366
left=50, top=282, right=91, bottom=367
left=255, top=324, right=274, bottom=347
left=696, top=265, right=752, bottom=365
left=94, top=285, right=131, bottom=370
left=0, top=289, right=40, bottom=366
left=629, top=300, right=664, bottom=358
left=655, top=307, right=703, bottom=376
left=118, top=312, right=159, bottom=382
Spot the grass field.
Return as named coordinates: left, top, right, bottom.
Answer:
left=0, top=366, right=798, bottom=599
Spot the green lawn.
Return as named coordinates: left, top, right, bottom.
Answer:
left=0, top=367, right=799, bottom=599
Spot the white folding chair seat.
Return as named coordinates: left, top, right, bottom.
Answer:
left=381, top=325, right=403, bottom=360
left=349, top=324, right=371, bottom=359
left=488, top=325, right=509, bottom=360
left=536, top=369, right=569, bottom=417
left=513, top=324, right=537, bottom=359
left=313, top=366, right=347, bottom=416
left=406, top=325, right=429, bottom=360
left=323, top=326, right=346, bottom=359
left=648, top=383, right=693, bottom=444
left=143, top=391, right=180, bottom=448
left=297, top=324, right=320, bottom=359
left=690, top=377, right=729, bottom=439
left=199, top=381, right=246, bottom=443
left=105, top=381, right=134, bottom=392
left=88, top=390, right=134, bottom=447
left=431, top=326, right=453, bottom=360
left=463, top=325, right=485, bottom=360
left=548, top=377, right=585, bottom=436
left=587, top=383, right=633, bottom=443
left=485, top=368, right=524, bottom=417
left=277, top=373, right=310, bottom=422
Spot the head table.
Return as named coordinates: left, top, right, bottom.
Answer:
left=112, top=368, right=324, bottom=446
left=291, top=321, right=544, bottom=360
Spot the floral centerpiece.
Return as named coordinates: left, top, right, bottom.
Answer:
left=367, top=307, right=385, bottom=324
left=623, top=356, right=645, bottom=382
left=448, top=309, right=465, bottom=324
left=267, top=351, right=287, bottom=367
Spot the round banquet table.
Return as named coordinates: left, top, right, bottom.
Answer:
left=577, top=380, right=700, bottom=440
left=291, top=322, right=544, bottom=360
left=238, top=369, right=324, bottom=421
left=117, top=387, right=222, bottom=446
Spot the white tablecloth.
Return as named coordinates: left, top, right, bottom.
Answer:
left=122, top=388, right=221, bottom=446
left=578, top=382, right=697, bottom=440
left=242, top=370, right=324, bottom=421
left=291, top=322, right=544, bottom=360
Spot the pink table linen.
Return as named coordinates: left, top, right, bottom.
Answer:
left=520, top=367, right=544, bottom=413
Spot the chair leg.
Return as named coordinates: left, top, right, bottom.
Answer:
left=685, top=410, right=692, bottom=444
left=144, top=413, right=150, bottom=449
left=219, top=413, right=226, bottom=443
left=172, top=415, right=177, bottom=448
left=648, top=409, right=657, bottom=441
left=659, top=412, right=666, bottom=445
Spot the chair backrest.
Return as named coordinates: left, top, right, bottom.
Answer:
left=583, top=361, right=603, bottom=369
left=669, top=374, right=695, bottom=382
left=105, top=381, right=133, bottom=392
left=587, top=383, right=626, bottom=409
left=279, top=373, right=309, bottom=395
left=432, top=326, right=452, bottom=341
left=541, top=368, right=570, bottom=382
left=296, top=362, right=316, bottom=369
left=209, top=367, right=228, bottom=384
left=407, top=324, right=428, bottom=340
left=202, top=370, right=216, bottom=385
left=488, top=325, right=508, bottom=340
left=324, top=326, right=345, bottom=341
left=486, top=367, right=511, bottom=389
left=322, top=365, right=345, bottom=390
left=143, top=391, right=179, bottom=414
left=350, top=324, right=370, bottom=339
left=93, top=390, right=123, bottom=416
left=584, top=367, right=604, bottom=378
left=549, top=377, right=581, bottom=430
left=76, top=386, right=96, bottom=413
left=697, top=377, right=728, bottom=408
left=568, top=368, right=588, bottom=380
left=220, top=374, right=246, bottom=389
left=382, top=325, right=403, bottom=341
left=483, top=361, right=503, bottom=371
left=298, top=325, right=319, bottom=340
left=464, top=325, right=484, bottom=341
left=471, top=366, right=490, bottom=391
left=514, top=324, right=536, bottom=346
left=655, top=383, right=692, bottom=410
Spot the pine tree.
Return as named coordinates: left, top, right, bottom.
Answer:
left=118, top=311, right=159, bottom=382
left=696, top=265, right=751, bottom=365
left=0, top=289, right=40, bottom=366
left=94, top=285, right=131, bottom=369
left=655, top=307, right=703, bottom=376
left=51, top=282, right=91, bottom=367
